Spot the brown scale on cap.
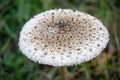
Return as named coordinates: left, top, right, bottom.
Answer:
left=32, top=16, right=99, bottom=54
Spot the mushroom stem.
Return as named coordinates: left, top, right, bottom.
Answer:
left=60, top=66, right=68, bottom=80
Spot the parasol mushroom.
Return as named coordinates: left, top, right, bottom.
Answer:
left=18, top=9, right=109, bottom=80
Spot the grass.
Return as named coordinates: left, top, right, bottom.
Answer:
left=0, top=0, right=120, bottom=80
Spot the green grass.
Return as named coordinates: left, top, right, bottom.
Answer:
left=0, top=0, right=120, bottom=80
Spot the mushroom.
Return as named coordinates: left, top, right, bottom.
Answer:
left=18, top=9, right=109, bottom=80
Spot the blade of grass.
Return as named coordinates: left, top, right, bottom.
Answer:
left=82, top=63, right=93, bottom=80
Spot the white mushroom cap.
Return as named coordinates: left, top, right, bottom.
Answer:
left=18, top=9, right=109, bottom=66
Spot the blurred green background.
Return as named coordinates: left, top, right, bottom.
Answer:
left=0, top=0, right=120, bottom=80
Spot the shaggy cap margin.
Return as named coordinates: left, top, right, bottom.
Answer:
left=18, top=9, right=109, bottom=66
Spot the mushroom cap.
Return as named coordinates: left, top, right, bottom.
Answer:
left=18, top=9, right=109, bottom=66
